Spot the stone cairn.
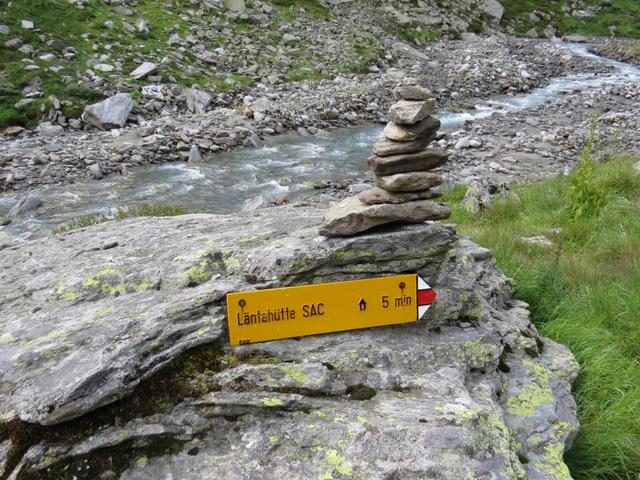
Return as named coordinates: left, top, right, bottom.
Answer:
left=319, top=79, right=451, bottom=237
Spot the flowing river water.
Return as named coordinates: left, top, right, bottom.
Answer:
left=1, top=43, right=640, bottom=241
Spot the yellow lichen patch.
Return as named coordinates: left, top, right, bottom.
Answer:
left=326, top=449, right=353, bottom=477
left=135, top=278, right=153, bottom=292
left=40, top=343, right=74, bottom=359
left=135, top=456, right=148, bottom=468
left=184, top=261, right=212, bottom=286
left=535, top=444, right=571, bottom=479
left=269, top=435, right=280, bottom=445
left=356, top=416, right=367, bottom=425
left=196, top=327, right=212, bottom=337
left=0, top=333, right=16, bottom=345
left=460, top=339, right=498, bottom=368
left=63, top=291, right=77, bottom=302
left=83, top=266, right=118, bottom=288
left=261, top=397, right=284, bottom=407
left=223, top=255, right=242, bottom=271
left=507, top=360, right=555, bottom=416
left=0, top=409, right=15, bottom=422
left=282, top=365, right=308, bottom=383
left=25, top=330, right=70, bottom=347
left=97, top=306, right=114, bottom=317
left=442, top=404, right=484, bottom=421
left=101, top=282, right=128, bottom=296
left=239, top=236, right=259, bottom=244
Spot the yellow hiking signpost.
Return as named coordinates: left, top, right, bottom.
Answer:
left=226, top=274, right=437, bottom=345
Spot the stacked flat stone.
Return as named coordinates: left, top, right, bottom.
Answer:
left=320, top=80, right=451, bottom=237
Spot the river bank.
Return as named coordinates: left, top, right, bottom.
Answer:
left=0, top=37, right=616, bottom=195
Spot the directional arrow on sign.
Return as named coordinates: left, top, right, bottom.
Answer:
left=417, top=275, right=437, bottom=321
left=358, top=299, right=367, bottom=311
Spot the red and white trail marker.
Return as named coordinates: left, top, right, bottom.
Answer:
left=417, top=275, right=437, bottom=321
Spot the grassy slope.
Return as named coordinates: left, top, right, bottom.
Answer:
left=0, top=0, right=196, bottom=128
left=0, top=0, right=387, bottom=129
left=443, top=154, right=640, bottom=479
left=501, top=0, right=640, bottom=37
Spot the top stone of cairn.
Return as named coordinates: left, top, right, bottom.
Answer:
left=394, top=77, right=432, bottom=101
left=387, top=99, right=437, bottom=125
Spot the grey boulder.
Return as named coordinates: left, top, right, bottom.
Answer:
left=479, top=0, right=505, bottom=21
left=130, top=62, right=158, bottom=80
left=82, top=93, right=134, bottom=130
left=1, top=194, right=42, bottom=226
left=1, top=205, right=579, bottom=480
left=5, top=208, right=578, bottom=480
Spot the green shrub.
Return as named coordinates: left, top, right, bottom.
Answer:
left=566, top=117, right=605, bottom=219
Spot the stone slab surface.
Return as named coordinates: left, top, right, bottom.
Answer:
left=375, top=171, right=443, bottom=192
left=368, top=148, right=448, bottom=175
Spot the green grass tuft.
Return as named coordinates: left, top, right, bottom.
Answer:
left=444, top=154, right=640, bottom=480
left=57, top=203, right=187, bottom=232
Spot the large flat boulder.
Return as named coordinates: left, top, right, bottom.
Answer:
left=0, top=207, right=452, bottom=426
left=1, top=205, right=579, bottom=480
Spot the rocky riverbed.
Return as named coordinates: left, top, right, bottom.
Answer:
left=0, top=37, right=622, bottom=195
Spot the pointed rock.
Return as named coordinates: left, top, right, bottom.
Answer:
left=358, top=187, right=441, bottom=205
left=384, top=116, right=440, bottom=142
left=82, top=93, right=133, bottom=130
left=387, top=99, right=436, bottom=125
left=130, top=62, right=158, bottom=80
left=373, top=137, right=433, bottom=157
left=375, top=171, right=443, bottom=192
left=368, top=149, right=448, bottom=176
left=319, top=196, right=451, bottom=237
